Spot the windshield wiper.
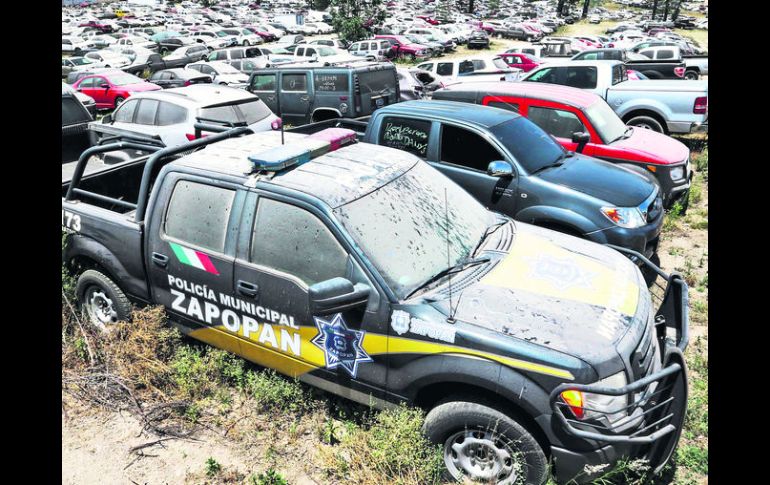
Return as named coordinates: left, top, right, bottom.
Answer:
left=608, top=126, right=634, bottom=144
left=405, top=256, right=490, bottom=300
left=531, top=151, right=573, bottom=175
left=471, top=220, right=508, bottom=258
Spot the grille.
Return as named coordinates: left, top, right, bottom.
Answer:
left=631, top=320, right=657, bottom=381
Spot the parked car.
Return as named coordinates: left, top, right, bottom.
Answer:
left=84, top=50, right=131, bottom=69
left=219, top=27, right=263, bottom=46
left=62, top=56, right=100, bottom=78
left=308, top=39, right=348, bottom=49
left=190, top=30, right=233, bottom=50
left=187, top=61, right=250, bottom=86
left=62, top=35, right=98, bottom=54
left=111, top=35, right=157, bottom=51
left=292, top=100, right=665, bottom=282
left=374, top=34, right=431, bottom=60
left=522, top=60, right=708, bottom=134
left=246, top=63, right=399, bottom=124
left=72, top=71, right=162, bottom=109
left=467, top=29, right=490, bottom=49
left=62, top=81, right=96, bottom=117
left=635, top=45, right=707, bottom=79
left=91, top=85, right=279, bottom=147
left=293, top=45, right=360, bottom=65
left=149, top=68, right=213, bottom=88
left=224, top=58, right=265, bottom=74
left=62, top=85, right=94, bottom=164
left=206, top=46, right=272, bottom=68
left=432, top=82, right=693, bottom=209
left=497, top=52, right=544, bottom=72
left=571, top=48, right=686, bottom=79
left=164, top=44, right=210, bottom=63
left=396, top=67, right=444, bottom=101
left=416, top=56, right=520, bottom=84
left=63, top=127, right=688, bottom=485
left=348, top=39, right=394, bottom=61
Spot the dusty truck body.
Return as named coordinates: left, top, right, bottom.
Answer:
left=62, top=128, right=688, bottom=485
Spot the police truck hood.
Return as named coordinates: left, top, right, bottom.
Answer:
left=430, top=223, right=648, bottom=365
left=538, top=153, right=655, bottom=206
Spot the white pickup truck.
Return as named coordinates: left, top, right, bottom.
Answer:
left=416, top=55, right=521, bottom=84
left=522, top=60, right=708, bottom=134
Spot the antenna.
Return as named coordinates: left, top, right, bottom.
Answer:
left=444, top=187, right=455, bottom=324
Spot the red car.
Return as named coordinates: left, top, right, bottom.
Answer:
left=432, top=81, right=692, bottom=209
left=73, top=71, right=162, bottom=110
left=498, top=52, right=543, bottom=72
left=374, top=35, right=431, bottom=59
left=416, top=15, right=440, bottom=25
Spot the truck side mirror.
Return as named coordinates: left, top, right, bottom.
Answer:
left=487, top=160, right=514, bottom=177
left=309, top=277, right=370, bottom=315
left=571, top=131, right=590, bottom=153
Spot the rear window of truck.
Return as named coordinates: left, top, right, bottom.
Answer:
left=358, top=69, right=397, bottom=94
left=164, top=180, right=235, bottom=253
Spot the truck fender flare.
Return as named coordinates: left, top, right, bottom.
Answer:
left=615, top=98, right=672, bottom=126
left=514, top=205, right=600, bottom=238
left=401, top=354, right=549, bottom=421
left=64, top=234, right=143, bottom=299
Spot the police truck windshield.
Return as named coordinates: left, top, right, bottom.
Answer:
left=334, top=162, right=494, bottom=299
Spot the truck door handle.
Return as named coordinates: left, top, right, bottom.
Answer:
left=152, top=252, right=168, bottom=268
left=237, top=280, right=259, bottom=298
left=300, top=95, right=309, bottom=102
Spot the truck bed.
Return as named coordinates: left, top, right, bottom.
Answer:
left=285, top=117, right=369, bottom=139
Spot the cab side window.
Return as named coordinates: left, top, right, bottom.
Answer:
left=436, top=62, right=453, bottom=76
left=250, top=198, right=348, bottom=286
left=379, top=116, right=431, bottom=158
left=485, top=100, right=520, bottom=113
left=526, top=67, right=556, bottom=83
left=251, top=73, right=276, bottom=91
left=440, top=124, right=505, bottom=171
left=113, top=99, right=139, bottom=123
left=282, top=73, right=307, bottom=92
left=164, top=181, right=235, bottom=253
left=564, top=67, right=597, bottom=89
left=527, top=106, right=586, bottom=139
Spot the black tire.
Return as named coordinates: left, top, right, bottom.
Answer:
left=113, top=96, right=125, bottom=108
left=243, top=40, right=250, bottom=46
left=626, top=115, right=665, bottom=133
left=76, top=269, right=131, bottom=330
left=684, top=70, right=699, bottom=80
left=424, top=397, right=548, bottom=485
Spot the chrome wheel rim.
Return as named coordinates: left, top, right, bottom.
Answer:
left=444, top=429, right=521, bottom=484
left=84, top=287, right=118, bottom=329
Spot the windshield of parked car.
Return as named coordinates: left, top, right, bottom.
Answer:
left=108, top=73, right=142, bottom=85
left=488, top=117, right=566, bottom=173
left=585, top=100, right=629, bottom=143
left=334, top=161, right=494, bottom=299
left=71, top=57, right=92, bottom=65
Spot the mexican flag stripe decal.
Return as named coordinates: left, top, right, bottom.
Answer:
left=169, top=242, right=220, bottom=275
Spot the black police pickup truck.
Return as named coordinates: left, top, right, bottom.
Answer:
left=62, top=128, right=688, bottom=484
left=289, top=100, right=665, bottom=284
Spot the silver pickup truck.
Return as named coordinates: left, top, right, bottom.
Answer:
left=521, top=60, right=708, bottom=134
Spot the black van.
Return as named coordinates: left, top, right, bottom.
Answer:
left=246, top=62, right=399, bottom=125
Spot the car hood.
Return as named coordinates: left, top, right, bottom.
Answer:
left=611, top=126, right=689, bottom=164
left=431, top=223, right=647, bottom=364
left=537, top=153, right=655, bottom=205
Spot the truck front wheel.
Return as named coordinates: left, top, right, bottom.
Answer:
left=424, top=398, right=548, bottom=485
left=76, top=270, right=131, bottom=331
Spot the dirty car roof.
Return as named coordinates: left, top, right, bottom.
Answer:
left=172, top=132, right=419, bottom=208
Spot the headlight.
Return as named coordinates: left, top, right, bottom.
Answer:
left=670, top=165, right=685, bottom=181
left=601, top=206, right=646, bottom=228
left=560, top=371, right=628, bottom=424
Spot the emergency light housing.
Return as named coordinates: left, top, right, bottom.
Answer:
left=246, top=128, right=358, bottom=173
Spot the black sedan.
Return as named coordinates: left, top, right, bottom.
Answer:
left=149, top=68, right=213, bottom=88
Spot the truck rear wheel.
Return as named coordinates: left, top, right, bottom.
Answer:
left=424, top=398, right=548, bottom=485
left=76, top=270, right=131, bottom=331
left=626, top=115, right=665, bottom=133
left=684, top=70, right=699, bottom=80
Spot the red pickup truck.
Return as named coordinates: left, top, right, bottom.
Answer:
left=432, top=81, right=692, bottom=210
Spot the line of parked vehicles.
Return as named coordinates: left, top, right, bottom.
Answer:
left=62, top=2, right=704, bottom=485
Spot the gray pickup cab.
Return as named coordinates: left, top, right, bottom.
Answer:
left=289, top=100, right=666, bottom=283
left=521, top=60, right=708, bottom=134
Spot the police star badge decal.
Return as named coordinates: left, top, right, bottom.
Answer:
left=311, top=313, right=373, bottom=378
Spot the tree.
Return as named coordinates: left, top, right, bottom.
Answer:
left=557, top=0, right=567, bottom=17
left=652, top=0, right=659, bottom=19
left=330, top=0, right=386, bottom=42
left=581, top=0, right=590, bottom=19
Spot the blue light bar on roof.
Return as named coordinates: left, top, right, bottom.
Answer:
left=248, top=145, right=311, bottom=172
